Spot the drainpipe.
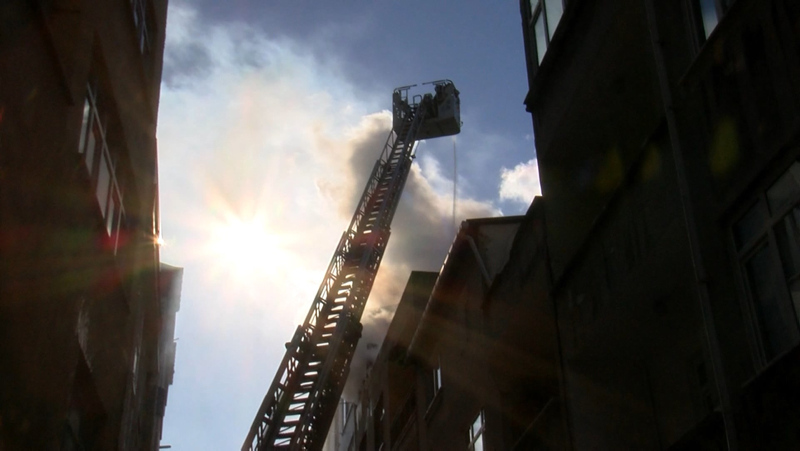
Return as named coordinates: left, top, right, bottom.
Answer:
left=642, top=1, right=738, bottom=448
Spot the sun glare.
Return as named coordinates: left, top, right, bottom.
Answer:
left=209, top=218, right=283, bottom=279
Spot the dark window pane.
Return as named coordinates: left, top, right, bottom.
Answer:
left=534, top=9, right=547, bottom=64
left=545, top=0, right=563, bottom=39
left=85, top=125, right=97, bottom=174
left=733, top=203, right=765, bottom=250
left=697, top=0, right=719, bottom=39
left=79, top=100, right=91, bottom=154
left=106, top=191, right=118, bottom=235
left=767, top=162, right=800, bottom=214
left=775, top=207, right=800, bottom=279
left=788, top=278, right=800, bottom=330
left=745, top=246, right=794, bottom=359
left=96, top=153, right=111, bottom=219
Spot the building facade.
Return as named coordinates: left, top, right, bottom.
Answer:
left=0, top=1, right=178, bottom=449
left=328, top=202, right=559, bottom=450
left=328, top=270, right=438, bottom=451
left=522, top=0, right=800, bottom=448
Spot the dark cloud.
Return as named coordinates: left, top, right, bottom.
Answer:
left=168, top=0, right=533, bottom=154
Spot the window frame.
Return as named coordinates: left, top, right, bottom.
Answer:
left=372, top=396, right=385, bottom=450
left=433, top=356, right=442, bottom=398
left=467, top=409, right=486, bottom=451
left=534, top=6, right=548, bottom=65
left=131, top=346, right=140, bottom=395
left=129, top=0, right=153, bottom=55
left=731, top=161, right=800, bottom=368
left=424, top=355, right=444, bottom=420
left=526, top=0, right=565, bottom=68
left=78, top=83, right=127, bottom=254
left=688, top=0, right=735, bottom=48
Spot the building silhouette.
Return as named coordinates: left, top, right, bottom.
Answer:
left=0, top=1, right=179, bottom=449
left=523, top=0, right=800, bottom=448
left=328, top=0, right=800, bottom=449
left=326, top=206, right=558, bottom=450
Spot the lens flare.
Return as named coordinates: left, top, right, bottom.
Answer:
left=208, top=217, right=283, bottom=280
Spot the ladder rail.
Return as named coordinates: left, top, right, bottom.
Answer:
left=243, top=99, right=429, bottom=451
left=300, top=113, right=410, bottom=338
left=289, top=108, right=428, bottom=447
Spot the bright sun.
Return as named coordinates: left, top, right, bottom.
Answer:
left=209, top=218, right=282, bottom=278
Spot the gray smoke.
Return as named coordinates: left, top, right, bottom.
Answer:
left=314, top=113, right=496, bottom=401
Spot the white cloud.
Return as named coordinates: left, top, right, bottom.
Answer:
left=499, top=158, right=542, bottom=204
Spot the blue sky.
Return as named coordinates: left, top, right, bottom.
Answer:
left=156, top=1, right=540, bottom=448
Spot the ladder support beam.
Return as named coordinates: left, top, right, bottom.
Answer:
left=242, top=98, right=432, bottom=451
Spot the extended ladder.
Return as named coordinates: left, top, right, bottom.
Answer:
left=242, top=91, right=433, bottom=450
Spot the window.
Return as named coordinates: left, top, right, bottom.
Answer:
left=689, top=353, right=718, bottom=415
left=373, top=397, right=384, bottom=449
left=340, top=401, right=356, bottom=433
left=424, top=356, right=443, bottom=410
left=132, top=347, right=140, bottom=395
left=433, top=357, right=442, bottom=396
left=341, top=401, right=349, bottom=431
left=78, top=84, right=126, bottom=253
left=691, top=0, right=734, bottom=44
left=468, top=410, right=486, bottom=451
left=130, top=0, right=152, bottom=55
left=733, top=161, right=800, bottom=365
left=695, top=0, right=720, bottom=39
left=533, top=9, right=547, bottom=65
left=528, top=0, right=564, bottom=65
left=544, top=0, right=564, bottom=39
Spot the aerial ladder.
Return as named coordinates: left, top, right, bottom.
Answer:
left=242, top=81, right=461, bottom=450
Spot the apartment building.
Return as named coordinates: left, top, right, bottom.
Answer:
left=329, top=201, right=559, bottom=450
left=522, top=0, right=800, bottom=448
left=0, top=1, right=178, bottom=449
